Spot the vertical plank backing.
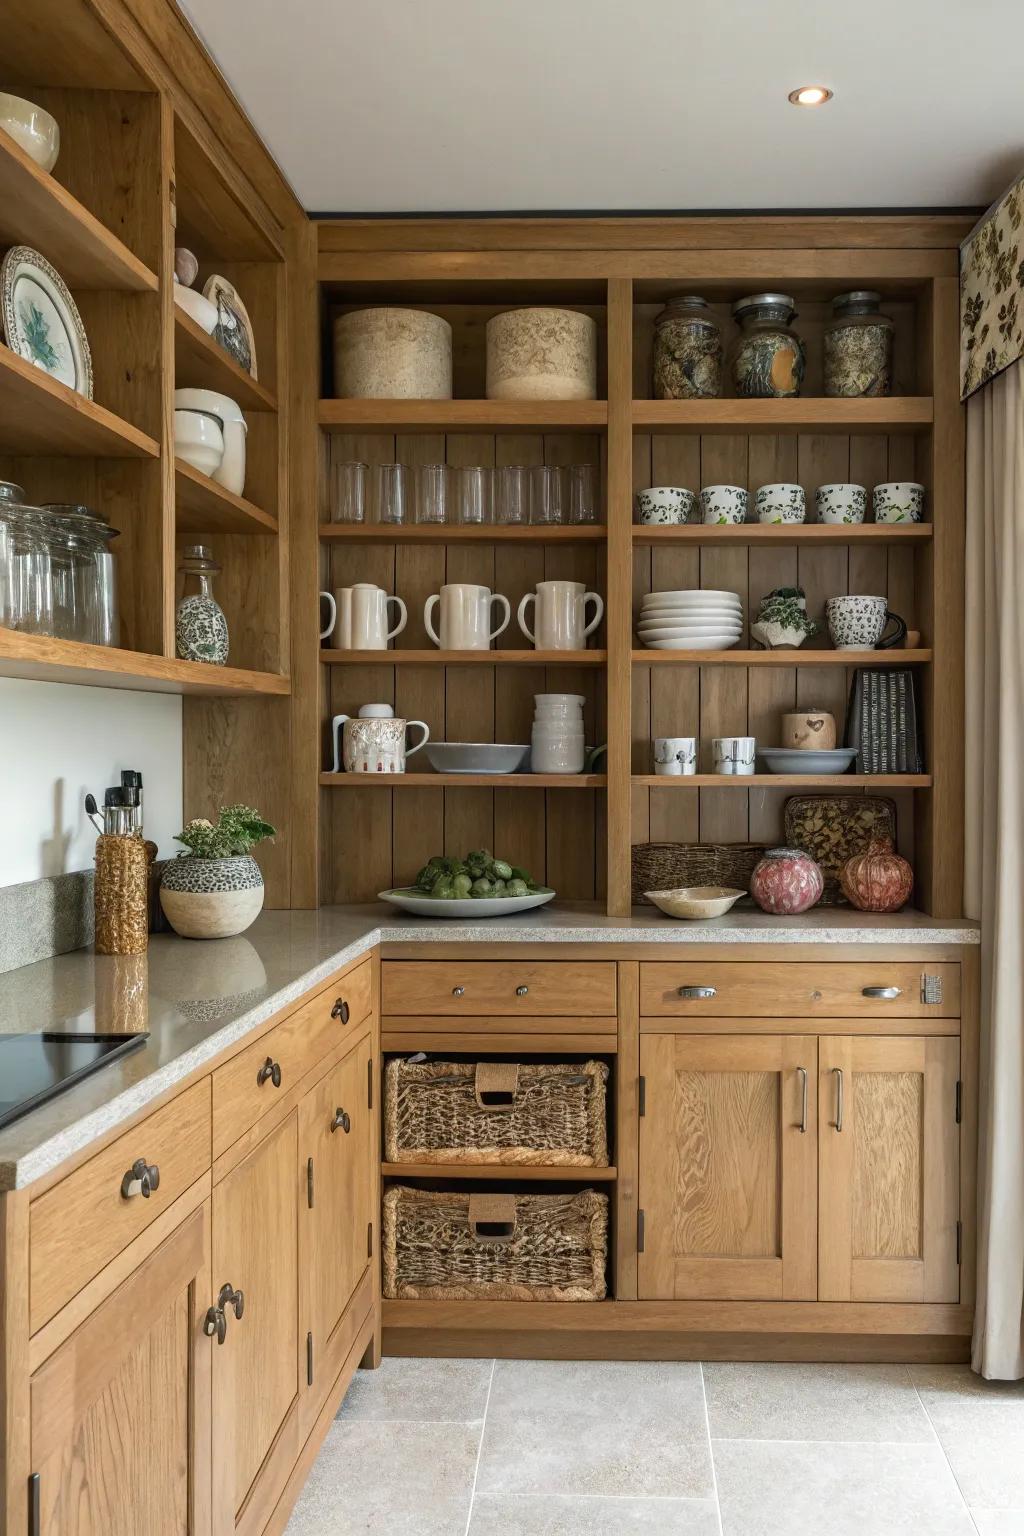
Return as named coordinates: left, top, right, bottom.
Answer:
left=747, top=433, right=799, bottom=843
left=606, top=278, right=634, bottom=912
left=699, top=434, right=749, bottom=842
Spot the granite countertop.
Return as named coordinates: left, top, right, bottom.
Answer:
left=0, top=903, right=979, bottom=1190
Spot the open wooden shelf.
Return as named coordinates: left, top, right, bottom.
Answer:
left=633, top=773, right=932, bottom=789
left=633, top=523, right=932, bottom=546
left=382, top=1163, right=617, bottom=1181
left=321, top=773, right=607, bottom=788
left=318, top=399, right=608, bottom=432
left=0, top=127, right=158, bottom=292
left=322, top=649, right=607, bottom=667
left=632, top=397, right=934, bottom=433
left=173, top=308, right=278, bottom=411
left=175, top=460, right=279, bottom=535
left=633, top=648, right=932, bottom=666
left=0, top=630, right=289, bottom=695
left=0, top=346, right=159, bottom=457
left=319, top=522, right=606, bottom=544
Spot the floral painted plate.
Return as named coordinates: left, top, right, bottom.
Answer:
left=203, top=274, right=257, bottom=379
left=0, top=245, right=92, bottom=397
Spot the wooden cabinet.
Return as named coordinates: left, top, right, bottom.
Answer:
left=29, top=1203, right=211, bottom=1536
left=639, top=962, right=960, bottom=1019
left=638, top=1034, right=817, bottom=1301
left=382, top=959, right=617, bottom=1016
left=818, top=1036, right=960, bottom=1303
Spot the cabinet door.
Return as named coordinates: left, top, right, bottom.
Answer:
left=638, top=1034, right=817, bottom=1301
left=212, top=1112, right=299, bottom=1536
left=299, top=1036, right=373, bottom=1422
left=818, top=1036, right=960, bottom=1303
left=30, top=1203, right=211, bottom=1536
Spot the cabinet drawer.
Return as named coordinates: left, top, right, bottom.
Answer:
left=213, top=958, right=372, bottom=1158
left=382, top=960, right=616, bottom=1017
left=29, top=1079, right=211, bottom=1333
left=639, top=962, right=960, bottom=1019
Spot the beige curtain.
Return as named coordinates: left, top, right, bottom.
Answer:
left=965, top=358, right=1024, bottom=1379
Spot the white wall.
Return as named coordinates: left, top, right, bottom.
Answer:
left=0, top=680, right=183, bottom=887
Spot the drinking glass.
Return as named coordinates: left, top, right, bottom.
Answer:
left=568, top=463, right=599, bottom=524
left=495, top=465, right=531, bottom=525
left=415, top=463, right=449, bottom=525
left=371, top=462, right=410, bottom=525
left=531, top=464, right=566, bottom=525
left=455, top=465, right=492, bottom=525
left=331, top=460, right=367, bottom=523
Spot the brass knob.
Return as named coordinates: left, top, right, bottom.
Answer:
left=331, top=1107, right=351, bottom=1135
left=257, top=1057, right=282, bottom=1089
left=331, top=997, right=350, bottom=1023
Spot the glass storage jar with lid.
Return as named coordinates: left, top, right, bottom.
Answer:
left=43, top=504, right=120, bottom=647
left=0, top=493, right=54, bottom=636
left=652, top=295, right=723, bottom=399
left=824, top=291, right=893, bottom=397
left=176, top=544, right=229, bottom=665
left=0, top=481, right=27, bottom=628
left=730, top=293, right=805, bottom=398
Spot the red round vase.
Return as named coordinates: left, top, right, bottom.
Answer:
left=750, top=846, right=824, bottom=915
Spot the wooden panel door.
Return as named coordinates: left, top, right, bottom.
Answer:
left=818, top=1036, right=960, bottom=1302
left=30, top=1203, right=211, bottom=1536
left=299, top=1035, right=373, bottom=1426
left=638, top=1034, right=817, bottom=1300
left=212, top=1113, right=299, bottom=1536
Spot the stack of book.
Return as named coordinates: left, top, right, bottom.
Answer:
left=845, top=669, right=923, bottom=774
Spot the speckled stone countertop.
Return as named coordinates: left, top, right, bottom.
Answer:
left=0, top=903, right=979, bottom=1190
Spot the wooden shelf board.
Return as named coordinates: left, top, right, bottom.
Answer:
left=0, top=630, right=289, bottom=695
left=0, top=128, right=157, bottom=292
left=322, top=649, right=607, bottom=667
left=318, top=522, right=605, bottom=544
left=175, top=460, right=279, bottom=535
left=318, top=399, right=608, bottom=432
left=633, top=523, right=932, bottom=546
left=633, top=648, right=932, bottom=666
left=632, top=397, right=934, bottom=433
left=382, top=1163, right=617, bottom=1181
left=321, top=773, right=607, bottom=788
left=0, top=346, right=159, bottom=457
left=633, top=773, right=932, bottom=788
left=173, top=308, right=278, bottom=411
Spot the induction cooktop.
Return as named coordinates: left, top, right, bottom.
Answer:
left=0, top=1032, right=149, bottom=1131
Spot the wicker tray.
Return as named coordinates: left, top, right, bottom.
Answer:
left=383, top=1186, right=608, bottom=1301
left=784, top=795, right=898, bottom=905
left=384, top=1059, right=609, bottom=1167
left=631, top=842, right=765, bottom=906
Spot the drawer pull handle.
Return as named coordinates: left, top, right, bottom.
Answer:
left=218, top=1283, right=244, bottom=1322
left=862, top=986, right=901, bottom=1000
left=120, top=1157, right=160, bottom=1200
left=331, top=1107, right=351, bottom=1134
left=452, top=986, right=465, bottom=997
left=679, top=985, right=717, bottom=1000
left=832, top=1067, right=845, bottom=1132
left=515, top=985, right=529, bottom=997
left=257, top=1057, right=282, bottom=1089
left=204, top=1305, right=226, bottom=1344
left=331, top=996, right=350, bottom=1024
left=796, top=1066, right=808, bottom=1134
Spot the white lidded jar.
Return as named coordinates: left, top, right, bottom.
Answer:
left=486, top=308, right=597, bottom=401
left=530, top=692, right=586, bottom=774
left=333, top=307, right=452, bottom=399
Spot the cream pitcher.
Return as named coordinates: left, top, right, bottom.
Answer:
left=330, top=703, right=429, bottom=774
left=424, top=583, right=510, bottom=650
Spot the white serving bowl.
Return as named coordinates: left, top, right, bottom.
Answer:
left=379, top=886, right=556, bottom=918
left=173, top=283, right=219, bottom=334
left=645, top=886, right=746, bottom=920
left=0, top=92, right=60, bottom=172
left=174, top=409, right=224, bottom=477
left=424, top=742, right=530, bottom=774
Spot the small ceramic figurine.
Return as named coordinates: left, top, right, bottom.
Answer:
left=751, top=587, right=818, bottom=650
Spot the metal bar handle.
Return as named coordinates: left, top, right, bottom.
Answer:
left=862, top=986, right=901, bottom=999
left=832, top=1066, right=844, bottom=1132
left=796, top=1067, right=808, bottom=1134
left=679, top=985, right=717, bottom=1000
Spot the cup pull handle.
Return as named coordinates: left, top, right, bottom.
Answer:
left=862, top=986, right=901, bottom=999
left=679, top=985, right=717, bottom=1000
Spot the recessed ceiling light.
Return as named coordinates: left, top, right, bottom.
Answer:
left=788, top=85, right=833, bottom=106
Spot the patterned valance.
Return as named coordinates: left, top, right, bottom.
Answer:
left=961, top=172, right=1024, bottom=400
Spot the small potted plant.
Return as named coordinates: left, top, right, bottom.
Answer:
left=159, top=804, right=275, bottom=940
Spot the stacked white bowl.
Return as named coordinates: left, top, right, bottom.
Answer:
left=637, top=589, right=743, bottom=651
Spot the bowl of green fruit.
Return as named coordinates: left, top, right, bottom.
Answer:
left=379, top=849, right=555, bottom=918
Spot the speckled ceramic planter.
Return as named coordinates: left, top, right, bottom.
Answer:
left=636, top=486, right=699, bottom=525
left=755, top=483, right=806, bottom=524
left=486, top=307, right=597, bottom=401
left=700, top=484, right=749, bottom=525
left=159, top=854, right=264, bottom=940
left=873, top=482, right=925, bottom=523
left=815, top=483, right=867, bottom=525
left=333, top=307, right=452, bottom=399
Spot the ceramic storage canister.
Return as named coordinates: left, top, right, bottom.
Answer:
left=731, top=293, right=805, bottom=397
left=824, top=291, right=894, bottom=398
left=175, top=545, right=229, bottom=665
left=652, top=295, right=723, bottom=399
left=486, top=307, right=597, bottom=400
left=333, top=306, right=453, bottom=399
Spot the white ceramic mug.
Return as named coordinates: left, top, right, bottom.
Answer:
left=330, top=704, right=429, bottom=774
left=826, top=595, right=907, bottom=651
left=713, top=736, right=756, bottom=775
left=517, top=581, right=603, bottom=650
left=326, top=582, right=407, bottom=649
left=653, top=736, right=697, bottom=775
left=424, top=584, right=510, bottom=650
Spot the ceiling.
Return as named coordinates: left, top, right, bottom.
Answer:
left=181, top=0, right=1024, bottom=216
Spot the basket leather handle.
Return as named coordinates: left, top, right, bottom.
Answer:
left=468, top=1193, right=517, bottom=1244
left=475, top=1062, right=519, bottom=1110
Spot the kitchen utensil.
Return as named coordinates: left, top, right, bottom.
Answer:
left=424, top=583, right=510, bottom=649
left=371, top=462, right=411, bottom=524
left=568, top=463, right=599, bottom=523
left=636, top=487, right=697, bottom=526
left=331, top=460, right=367, bottom=523
left=324, top=582, right=407, bottom=649
left=378, top=886, right=556, bottom=918
left=780, top=709, right=837, bottom=750
left=174, top=388, right=247, bottom=496
left=755, top=483, right=806, bottom=524
left=643, top=633, right=742, bottom=650
left=759, top=747, right=858, bottom=774
left=0, top=246, right=92, bottom=396
left=415, top=462, right=449, bottom=524
left=713, top=736, right=756, bottom=774
left=518, top=580, right=603, bottom=650
left=330, top=704, right=429, bottom=774
left=783, top=794, right=897, bottom=905
left=700, top=485, right=748, bottom=524
left=531, top=692, right=585, bottom=774
left=815, top=483, right=867, bottom=525
left=642, top=589, right=741, bottom=605
left=531, top=464, right=566, bottom=524
left=644, top=886, right=745, bottom=920
left=0, top=92, right=60, bottom=169
left=174, top=408, right=224, bottom=477
left=494, top=464, right=531, bottom=525
left=826, top=595, right=907, bottom=650
left=653, top=737, right=697, bottom=775
left=455, top=465, right=491, bottom=525
left=873, top=482, right=925, bottom=523
left=423, top=743, right=530, bottom=774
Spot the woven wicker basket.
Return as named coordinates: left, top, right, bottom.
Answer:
left=631, top=842, right=765, bottom=905
left=383, top=1186, right=608, bottom=1301
left=384, top=1059, right=609, bottom=1167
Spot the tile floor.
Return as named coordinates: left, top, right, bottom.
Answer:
left=285, top=1357, right=1024, bottom=1535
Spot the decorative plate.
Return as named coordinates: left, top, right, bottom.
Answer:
left=783, top=794, right=897, bottom=905
left=378, top=887, right=556, bottom=919
left=0, top=245, right=92, bottom=397
left=202, top=274, right=257, bottom=378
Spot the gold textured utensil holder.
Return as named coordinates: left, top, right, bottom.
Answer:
left=94, top=834, right=149, bottom=955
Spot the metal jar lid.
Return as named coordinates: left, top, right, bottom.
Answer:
left=0, top=480, right=26, bottom=505
left=831, top=290, right=883, bottom=314
left=732, top=292, right=797, bottom=323
left=655, top=295, right=719, bottom=329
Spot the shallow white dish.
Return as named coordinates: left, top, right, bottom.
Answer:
left=645, top=589, right=740, bottom=603
left=639, top=625, right=742, bottom=642
left=642, top=634, right=742, bottom=650
left=645, top=885, right=746, bottom=920
left=637, top=612, right=741, bottom=628
left=379, top=886, right=556, bottom=918
left=760, top=747, right=859, bottom=774
left=424, top=742, right=530, bottom=774
left=641, top=601, right=742, bottom=617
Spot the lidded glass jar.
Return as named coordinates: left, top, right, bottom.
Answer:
left=652, top=295, right=723, bottom=399
left=824, top=290, right=893, bottom=397
left=176, top=544, right=229, bottom=665
left=0, top=491, right=54, bottom=636
left=43, top=505, right=120, bottom=647
left=730, top=293, right=805, bottom=398
left=0, top=482, right=27, bottom=629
